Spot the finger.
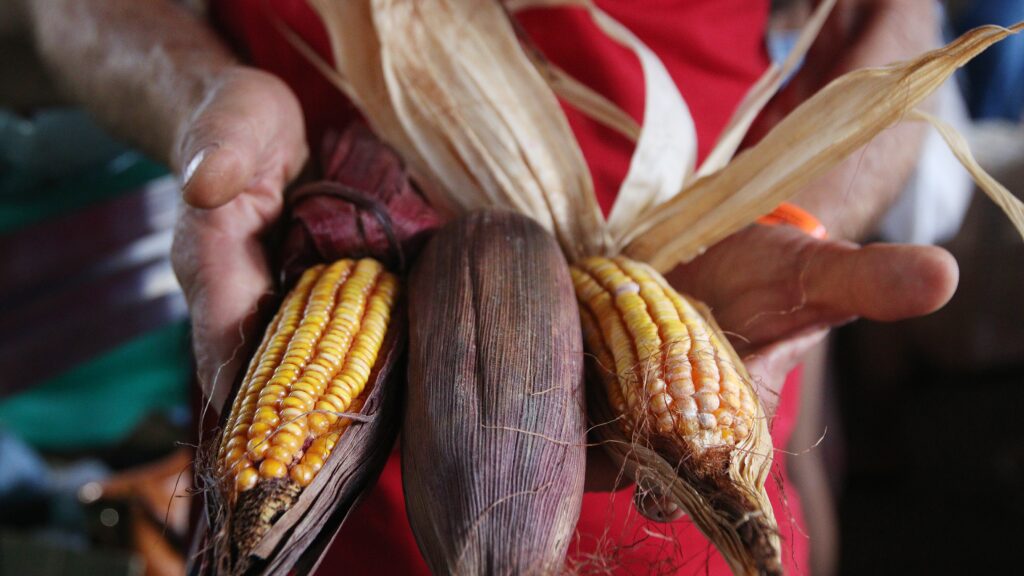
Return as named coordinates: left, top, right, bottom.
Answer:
left=743, top=327, right=829, bottom=415
left=181, top=141, right=255, bottom=209
left=178, top=70, right=308, bottom=209
left=802, top=241, right=959, bottom=322
left=180, top=114, right=296, bottom=209
left=634, top=486, right=685, bottom=523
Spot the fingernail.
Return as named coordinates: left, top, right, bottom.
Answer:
left=182, top=145, right=216, bottom=189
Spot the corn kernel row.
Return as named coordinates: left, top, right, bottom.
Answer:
left=218, top=259, right=398, bottom=494
left=571, top=256, right=757, bottom=452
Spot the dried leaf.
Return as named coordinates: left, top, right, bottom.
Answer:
left=405, top=210, right=586, bottom=574
left=510, top=0, right=698, bottom=245
left=625, top=23, right=1024, bottom=272
left=521, top=1, right=698, bottom=245
left=524, top=48, right=641, bottom=142
left=312, top=0, right=608, bottom=260
left=695, top=0, right=836, bottom=178
left=909, top=108, right=1024, bottom=237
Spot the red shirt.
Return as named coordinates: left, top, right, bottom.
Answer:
left=210, top=1, right=808, bottom=573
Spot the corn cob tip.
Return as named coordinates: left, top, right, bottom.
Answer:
left=572, top=256, right=759, bottom=454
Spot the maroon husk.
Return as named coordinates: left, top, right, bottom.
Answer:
left=404, top=209, right=587, bottom=574
left=280, top=123, right=442, bottom=283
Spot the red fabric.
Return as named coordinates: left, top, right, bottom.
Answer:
left=210, top=1, right=809, bottom=574
left=329, top=371, right=806, bottom=575
left=209, top=0, right=770, bottom=209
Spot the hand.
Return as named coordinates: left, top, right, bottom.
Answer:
left=171, top=67, right=308, bottom=414
left=666, top=223, right=957, bottom=412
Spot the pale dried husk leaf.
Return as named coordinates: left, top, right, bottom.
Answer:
left=625, top=23, right=1024, bottom=272
left=522, top=47, right=641, bottom=142
left=509, top=0, right=698, bottom=245
left=507, top=0, right=642, bottom=141
left=696, top=0, right=836, bottom=178
left=305, top=0, right=428, bottom=195
left=908, top=108, right=1024, bottom=234
left=312, top=1, right=1023, bottom=267
left=311, top=0, right=608, bottom=260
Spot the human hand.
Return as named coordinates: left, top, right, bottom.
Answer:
left=171, top=67, right=308, bottom=414
left=667, top=223, right=957, bottom=413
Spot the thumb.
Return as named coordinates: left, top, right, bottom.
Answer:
left=802, top=241, right=960, bottom=322
left=173, top=207, right=277, bottom=414
left=180, top=139, right=257, bottom=209
left=177, top=69, right=308, bottom=209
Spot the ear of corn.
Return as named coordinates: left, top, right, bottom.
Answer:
left=219, top=258, right=397, bottom=494
left=214, top=257, right=399, bottom=570
left=405, top=210, right=586, bottom=575
left=573, top=256, right=781, bottom=576
left=572, top=256, right=759, bottom=451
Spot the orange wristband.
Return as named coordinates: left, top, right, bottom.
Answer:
left=756, top=203, right=827, bottom=239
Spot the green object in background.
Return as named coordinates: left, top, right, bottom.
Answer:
left=0, top=321, right=191, bottom=450
left=0, top=108, right=190, bottom=451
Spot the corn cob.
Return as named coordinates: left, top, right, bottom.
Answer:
left=190, top=126, right=434, bottom=576
left=572, top=256, right=760, bottom=450
left=572, top=255, right=781, bottom=576
left=218, top=258, right=397, bottom=494
left=213, top=257, right=399, bottom=572
left=405, top=210, right=586, bottom=575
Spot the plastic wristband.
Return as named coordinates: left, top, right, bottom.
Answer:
left=756, top=202, right=827, bottom=239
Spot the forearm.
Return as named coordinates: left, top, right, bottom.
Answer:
left=27, top=0, right=237, bottom=168
left=790, top=0, right=940, bottom=240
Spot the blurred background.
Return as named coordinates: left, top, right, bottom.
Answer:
left=1, top=1, right=192, bottom=574
left=1, top=1, right=1021, bottom=575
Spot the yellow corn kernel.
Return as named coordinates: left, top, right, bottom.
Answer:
left=301, top=454, right=325, bottom=473
left=259, top=458, right=288, bottom=479
left=235, top=467, right=259, bottom=492
left=290, top=464, right=315, bottom=487
left=571, top=256, right=757, bottom=453
left=217, top=258, right=398, bottom=495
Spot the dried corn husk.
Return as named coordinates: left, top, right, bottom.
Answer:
left=625, top=22, right=1024, bottom=270
left=309, top=0, right=1024, bottom=572
left=310, top=0, right=608, bottom=261
left=405, top=210, right=586, bottom=575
